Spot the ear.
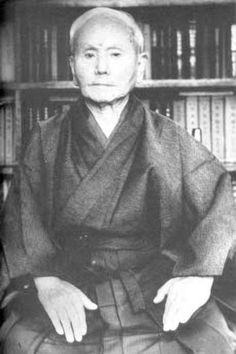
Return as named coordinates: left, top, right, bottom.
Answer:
left=136, top=52, right=148, bottom=83
left=69, top=56, right=79, bottom=87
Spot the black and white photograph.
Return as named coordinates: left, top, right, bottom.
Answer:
left=0, top=0, right=236, bottom=353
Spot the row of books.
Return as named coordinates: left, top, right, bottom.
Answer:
left=20, top=18, right=72, bottom=83
left=141, top=18, right=236, bottom=80
left=19, top=92, right=236, bottom=166
left=11, top=10, right=235, bottom=82
left=0, top=101, right=15, bottom=165
left=144, top=93, right=236, bottom=165
left=21, top=95, right=74, bottom=144
left=172, top=94, right=236, bottom=164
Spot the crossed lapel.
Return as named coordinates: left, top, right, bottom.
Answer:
left=53, top=96, right=145, bottom=231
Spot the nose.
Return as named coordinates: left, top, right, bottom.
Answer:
left=95, top=54, right=109, bottom=75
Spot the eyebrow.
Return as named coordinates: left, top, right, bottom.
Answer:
left=82, top=45, right=124, bottom=51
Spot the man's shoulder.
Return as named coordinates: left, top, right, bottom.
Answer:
left=143, top=102, right=226, bottom=172
left=143, top=103, right=187, bottom=144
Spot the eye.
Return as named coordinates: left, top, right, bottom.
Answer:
left=110, top=52, right=122, bottom=57
left=84, top=52, right=95, bottom=59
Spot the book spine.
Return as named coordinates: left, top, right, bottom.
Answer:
left=176, top=29, right=183, bottom=79
left=142, top=23, right=152, bottom=79
left=41, top=26, right=51, bottom=81
left=188, top=19, right=197, bottom=79
left=164, top=24, right=172, bottom=78
left=182, top=22, right=190, bottom=78
left=198, top=22, right=211, bottom=78
left=232, top=179, right=236, bottom=204
left=211, top=96, right=225, bottom=161
left=231, top=24, right=236, bottom=77
left=225, top=95, right=236, bottom=163
left=51, top=24, right=58, bottom=81
left=35, top=24, right=41, bottom=81
left=151, top=26, right=158, bottom=79
left=214, top=26, right=221, bottom=78
left=172, top=98, right=186, bottom=129
left=159, top=26, right=165, bottom=79
left=198, top=96, right=211, bottom=151
left=186, top=96, right=198, bottom=136
left=0, top=106, right=5, bottom=164
left=0, top=21, right=15, bottom=82
left=221, top=21, right=231, bottom=78
left=28, top=105, right=34, bottom=132
left=58, top=22, right=70, bottom=80
left=4, top=104, right=14, bottom=164
left=28, top=21, right=34, bottom=82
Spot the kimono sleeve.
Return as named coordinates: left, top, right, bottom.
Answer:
left=172, top=133, right=236, bottom=277
left=0, top=123, right=67, bottom=298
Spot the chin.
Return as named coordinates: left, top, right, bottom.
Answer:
left=82, top=87, right=129, bottom=104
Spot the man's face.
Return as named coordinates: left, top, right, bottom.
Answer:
left=70, top=19, right=145, bottom=104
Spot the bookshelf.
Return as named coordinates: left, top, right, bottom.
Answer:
left=1, top=0, right=236, bottom=204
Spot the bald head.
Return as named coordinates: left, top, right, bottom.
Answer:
left=70, top=7, right=144, bottom=55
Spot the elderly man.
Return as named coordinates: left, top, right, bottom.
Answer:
left=1, top=7, right=236, bottom=354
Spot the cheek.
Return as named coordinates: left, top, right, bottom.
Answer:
left=74, top=61, right=94, bottom=84
left=116, top=66, right=137, bottom=84
left=115, top=58, right=138, bottom=81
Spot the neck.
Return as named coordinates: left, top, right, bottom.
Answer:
left=84, top=95, right=129, bottom=138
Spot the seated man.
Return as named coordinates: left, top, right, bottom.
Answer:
left=1, top=7, right=236, bottom=354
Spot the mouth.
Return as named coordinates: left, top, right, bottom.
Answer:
left=90, top=83, right=115, bottom=87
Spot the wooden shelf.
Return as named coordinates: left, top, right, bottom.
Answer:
left=14, top=0, right=236, bottom=7
left=3, top=79, right=236, bottom=91
left=138, top=79, right=236, bottom=89
left=223, top=162, right=236, bottom=172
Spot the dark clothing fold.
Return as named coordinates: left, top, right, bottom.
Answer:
left=1, top=95, right=236, bottom=353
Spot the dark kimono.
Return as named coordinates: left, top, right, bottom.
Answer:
left=1, top=95, right=236, bottom=353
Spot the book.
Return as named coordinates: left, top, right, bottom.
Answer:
left=186, top=96, right=198, bottom=136
left=28, top=21, right=35, bottom=82
left=51, top=24, right=58, bottom=81
left=142, top=23, right=152, bottom=79
left=0, top=105, right=5, bottom=164
left=232, top=179, right=236, bottom=204
left=231, top=24, right=236, bottom=77
left=151, top=26, right=158, bottom=79
left=225, top=95, right=236, bottom=163
left=58, top=19, right=72, bottom=81
left=164, top=23, right=173, bottom=78
left=0, top=21, right=15, bottom=82
left=35, top=24, right=41, bottom=82
left=176, top=29, right=184, bottom=79
left=172, top=98, right=186, bottom=129
left=4, top=104, right=14, bottom=164
left=198, top=96, right=211, bottom=151
left=211, top=96, right=225, bottom=161
left=221, top=21, right=231, bottom=78
left=214, top=26, right=221, bottom=78
left=197, top=22, right=210, bottom=78
left=41, top=25, right=51, bottom=81
left=158, top=25, right=165, bottom=79
left=188, top=19, right=197, bottom=79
